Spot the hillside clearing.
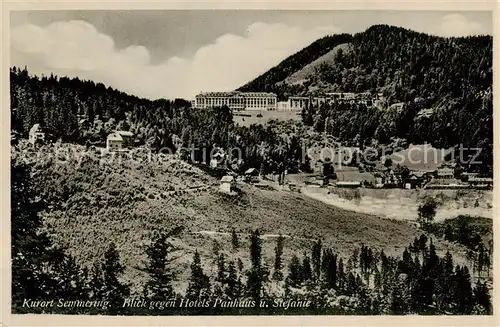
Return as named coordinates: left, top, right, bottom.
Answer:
left=302, top=186, right=492, bottom=222
left=233, top=110, right=301, bottom=127
left=284, top=43, right=353, bottom=85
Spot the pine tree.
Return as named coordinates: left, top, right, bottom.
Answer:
left=216, top=253, right=227, bottom=283
left=344, top=272, right=358, bottom=296
left=225, top=261, right=242, bottom=299
left=272, top=234, right=284, bottom=281
left=231, top=228, right=239, bottom=251
left=186, top=250, right=211, bottom=299
left=214, top=253, right=227, bottom=297
left=472, top=281, right=492, bottom=315
left=311, top=239, right=322, bottom=280
left=374, top=267, right=382, bottom=292
left=453, top=266, right=474, bottom=314
left=435, top=250, right=454, bottom=312
left=143, top=228, right=182, bottom=301
left=246, top=229, right=269, bottom=304
left=411, top=240, right=439, bottom=313
left=237, top=258, right=244, bottom=272
left=11, top=162, right=50, bottom=307
left=301, top=255, right=313, bottom=282
left=11, top=161, right=87, bottom=312
left=52, top=254, right=89, bottom=304
left=337, top=257, right=345, bottom=293
left=286, top=254, right=303, bottom=287
left=398, top=247, right=413, bottom=275
left=391, top=278, right=410, bottom=314
left=417, top=198, right=437, bottom=228
left=321, top=248, right=337, bottom=289
left=89, top=261, right=106, bottom=300
left=100, top=243, right=130, bottom=315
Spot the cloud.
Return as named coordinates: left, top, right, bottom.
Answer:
left=439, top=14, right=486, bottom=37
left=11, top=20, right=341, bottom=99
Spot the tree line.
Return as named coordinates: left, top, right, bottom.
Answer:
left=416, top=199, right=492, bottom=283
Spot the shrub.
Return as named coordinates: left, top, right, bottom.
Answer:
left=417, top=197, right=437, bottom=228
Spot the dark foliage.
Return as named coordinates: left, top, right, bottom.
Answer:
left=238, top=25, right=492, bottom=172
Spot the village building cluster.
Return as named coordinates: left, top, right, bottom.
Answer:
left=318, top=162, right=493, bottom=190
left=24, top=122, right=136, bottom=154
left=28, top=124, right=45, bottom=145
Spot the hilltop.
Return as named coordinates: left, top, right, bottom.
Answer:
left=238, top=24, right=491, bottom=100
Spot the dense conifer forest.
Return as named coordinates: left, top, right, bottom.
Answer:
left=239, top=25, right=493, bottom=173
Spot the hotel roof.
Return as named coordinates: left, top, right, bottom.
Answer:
left=196, top=91, right=276, bottom=97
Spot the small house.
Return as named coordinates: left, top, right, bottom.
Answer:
left=404, top=174, right=422, bottom=189
left=78, top=118, right=90, bottom=129
left=210, top=152, right=224, bottom=168
left=375, top=176, right=384, bottom=188
left=29, top=124, right=45, bottom=145
left=244, top=168, right=259, bottom=183
left=117, top=131, right=134, bottom=147
left=220, top=175, right=235, bottom=194
left=11, top=131, right=19, bottom=145
left=106, top=130, right=134, bottom=152
left=436, top=167, right=454, bottom=179
left=107, top=132, right=123, bottom=152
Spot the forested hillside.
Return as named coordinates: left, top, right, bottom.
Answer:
left=239, top=25, right=493, bottom=173
left=239, top=24, right=491, bottom=100
left=10, top=67, right=308, bottom=175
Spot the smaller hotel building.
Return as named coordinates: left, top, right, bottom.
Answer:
left=194, top=91, right=277, bottom=111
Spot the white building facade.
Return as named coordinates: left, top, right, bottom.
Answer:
left=289, top=97, right=309, bottom=110
left=195, top=91, right=277, bottom=111
left=194, top=91, right=377, bottom=112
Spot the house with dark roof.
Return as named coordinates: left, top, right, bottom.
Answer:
left=404, top=174, right=423, bottom=189
left=243, top=168, right=259, bottom=183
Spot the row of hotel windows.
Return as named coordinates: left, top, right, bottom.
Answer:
left=197, top=97, right=276, bottom=107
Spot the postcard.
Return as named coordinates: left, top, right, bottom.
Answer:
left=2, top=1, right=498, bottom=326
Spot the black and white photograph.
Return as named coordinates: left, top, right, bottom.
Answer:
left=5, top=4, right=496, bottom=320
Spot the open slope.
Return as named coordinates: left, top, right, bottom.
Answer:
left=283, top=43, right=353, bottom=86
left=16, top=142, right=470, bottom=294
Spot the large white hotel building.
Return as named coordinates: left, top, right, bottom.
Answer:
left=193, top=91, right=376, bottom=111
left=194, top=91, right=277, bottom=111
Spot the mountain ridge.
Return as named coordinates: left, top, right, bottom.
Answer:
left=237, top=24, right=492, bottom=101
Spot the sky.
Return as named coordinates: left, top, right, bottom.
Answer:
left=10, top=10, right=492, bottom=100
